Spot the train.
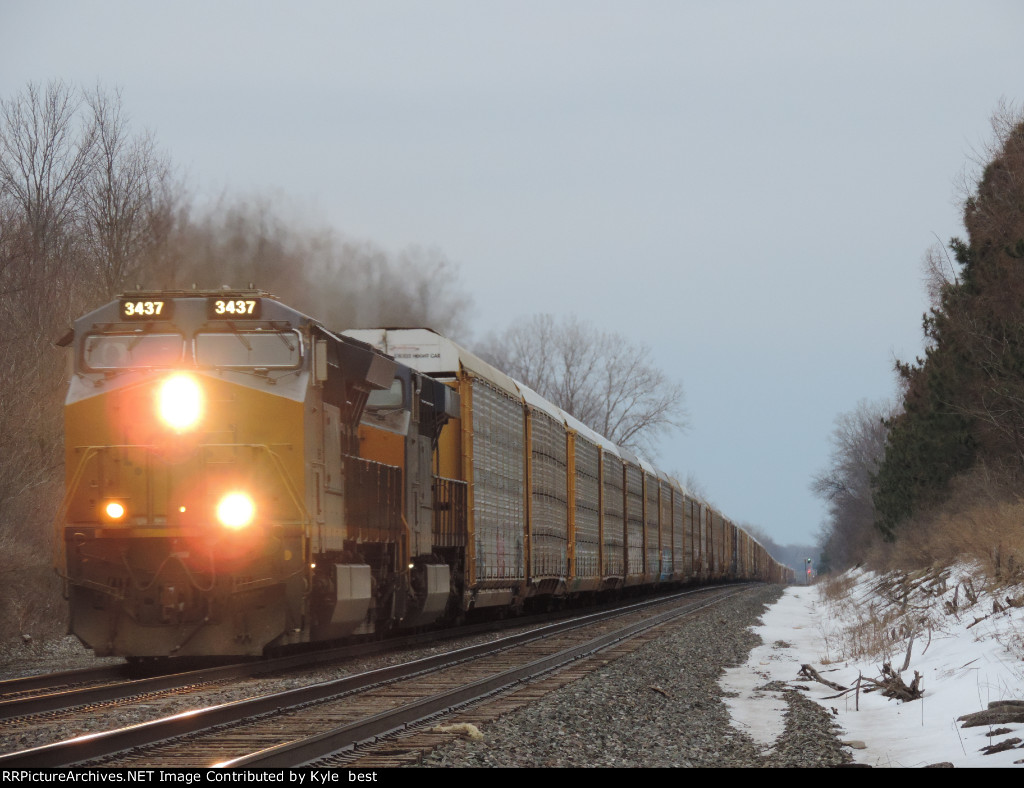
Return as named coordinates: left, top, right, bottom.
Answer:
left=54, top=288, right=793, bottom=658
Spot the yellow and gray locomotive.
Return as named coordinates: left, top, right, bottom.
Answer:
left=57, top=290, right=792, bottom=659
left=57, top=290, right=457, bottom=657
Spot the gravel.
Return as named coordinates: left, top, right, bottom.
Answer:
left=420, top=585, right=853, bottom=768
left=0, top=637, right=123, bottom=680
left=2, top=586, right=854, bottom=767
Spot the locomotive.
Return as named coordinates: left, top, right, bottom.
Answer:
left=55, top=289, right=792, bottom=658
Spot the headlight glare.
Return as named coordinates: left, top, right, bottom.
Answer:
left=158, top=373, right=203, bottom=431
left=104, top=501, right=126, bottom=520
left=216, top=492, right=256, bottom=529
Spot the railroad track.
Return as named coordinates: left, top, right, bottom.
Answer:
left=0, top=665, right=132, bottom=706
left=0, top=608, right=573, bottom=721
left=0, top=585, right=750, bottom=768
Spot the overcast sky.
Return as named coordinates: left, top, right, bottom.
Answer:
left=3, top=0, right=1022, bottom=551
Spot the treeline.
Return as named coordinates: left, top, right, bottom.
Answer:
left=815, top=104, right=1024, bottom=574
left=0, top=80, right=471, bottom=639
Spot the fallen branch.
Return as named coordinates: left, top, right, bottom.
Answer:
left=967, top=614, right=991, bottom=629
left=859, top=662, right=923, bottom=702
left=798, top=664, right=848, bottom=692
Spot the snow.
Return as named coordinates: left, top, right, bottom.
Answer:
left=722, top=568, right=1024, bottom=767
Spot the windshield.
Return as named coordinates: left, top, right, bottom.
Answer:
left=83, top=333, right=185, bottom=370
left=362, top=377, right=409, bottom=434
left=195, top=330, right=302, bottom=368
left=365, top=378, right=405, bottom=410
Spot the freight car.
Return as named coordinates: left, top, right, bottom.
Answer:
left=55, top=289, right=792, bottom=658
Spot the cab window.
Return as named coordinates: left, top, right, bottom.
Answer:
left=195, top=330, right=302, bottom=368
left=362, top=377, right=410, bottom=434
left=365, top=378, right=405, bottom=410
left=83, top=333, right=185, bottom=370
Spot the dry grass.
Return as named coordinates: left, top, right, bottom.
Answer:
left=817, top=572, right=856, bottom=603
left=818, top=467, right=1024, bottom=666
left=859, top=467, right=1024, bottom=591
left=815, top=572, right=901, bottom=664
left=816, top=566, right=956, bottom=665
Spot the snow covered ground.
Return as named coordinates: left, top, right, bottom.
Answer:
left=722, top=567, right=1024, bottom=768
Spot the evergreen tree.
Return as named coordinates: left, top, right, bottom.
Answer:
left=873, top=107, right=1024, bottom=535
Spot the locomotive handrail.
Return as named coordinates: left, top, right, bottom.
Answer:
left=53, top=445, right=105, bottom=574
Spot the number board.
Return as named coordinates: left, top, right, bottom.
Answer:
left=119, top=299, right=172, bottom=320
left=208, top=297, right=261, bottom=319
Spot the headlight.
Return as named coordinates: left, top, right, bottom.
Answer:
left=103, top=500, right=126, bottom=521
left=216, top=492, right=256, bottom=529
left=158, top=373, right=203, bottom=431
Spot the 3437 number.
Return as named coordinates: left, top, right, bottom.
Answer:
left=121, top=300, right=165, bottom=318
left=212, top=299, right=257, bottom=316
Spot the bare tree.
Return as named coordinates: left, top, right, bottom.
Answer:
left=0, top=195, right=27, bottom=282
left=812, top=399, right=898, bottom=569
left=0, top=82, right=92, bottom=638
left=81, top=86, right=173, bottom=297
left=478, top=314, right=687, bottom=457
left=0, top=79, right=95, bottom=319
left=0, top=81, right=179, bottom=639
left=0, top=80, right=96, bottom=545
left=149, top=199, right=473, bottom=337
left=921, top=238, right=959, bottom=312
